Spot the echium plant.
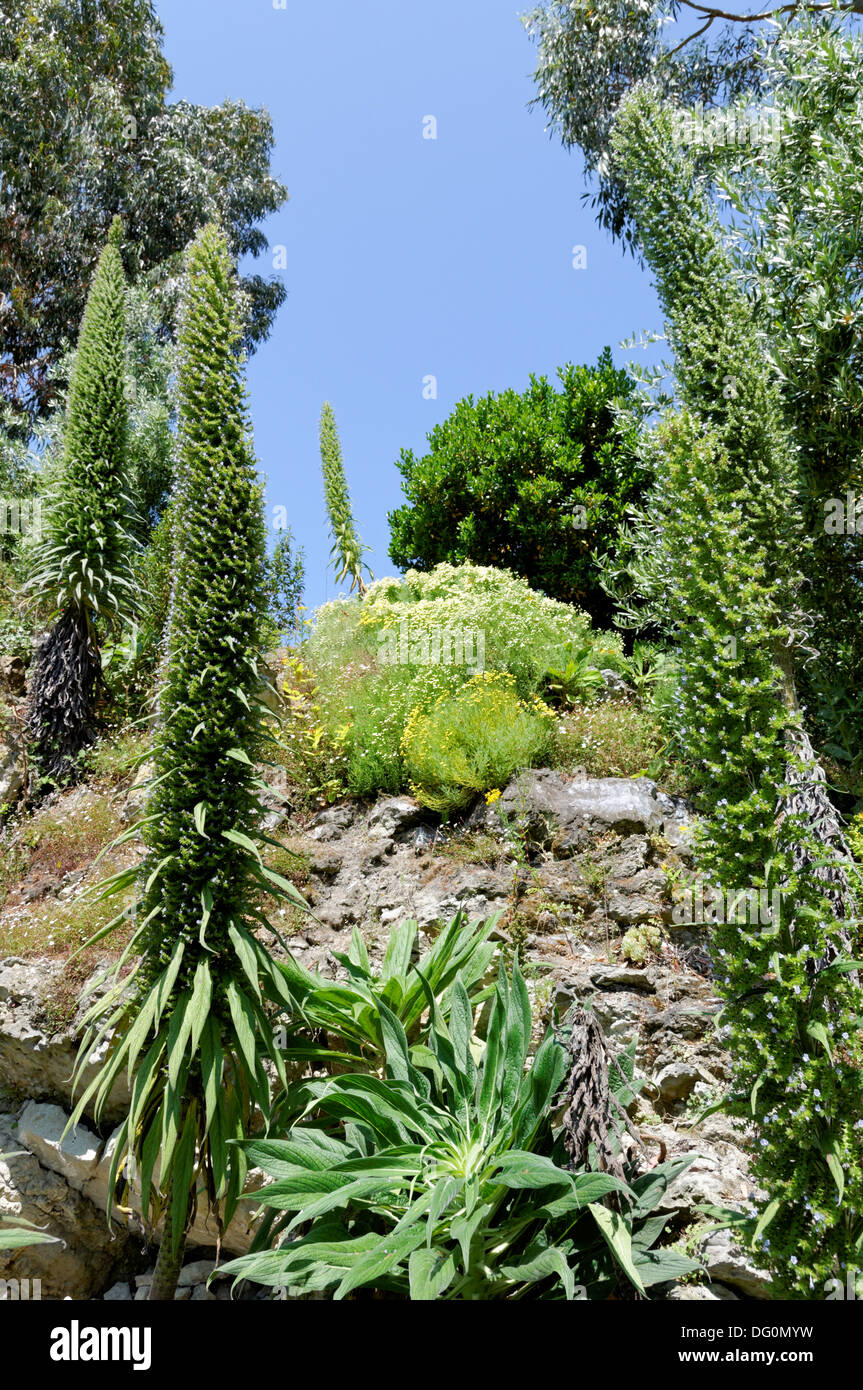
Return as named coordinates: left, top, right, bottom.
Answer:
left=611, top=89, right=863, bottom=1295
left=221, top=962, right=701, bottom=1300
left=319, top=401, right=371, bottom=594
left=69, top=224, right=307, bottom=1301
left=26, top=217, right=138, bottom=783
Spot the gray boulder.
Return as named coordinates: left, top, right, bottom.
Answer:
left=492, top=770, right=673, bottom=850
left=0, top=958, right=132, bottom=1125
left=700, top=1228, right=772, bottom=1299
left=0, top=1111, right=135, bottom=1300
left=0, top=723, right=26, bottom=812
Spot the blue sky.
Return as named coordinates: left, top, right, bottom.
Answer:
left=155, top=0, right=661, bottom=609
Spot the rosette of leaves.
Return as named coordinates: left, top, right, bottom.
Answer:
left=221, top=961, right=701, bottom=1300
left=319, top=401, right=371, bottom=595
left=68, top=224, right=308, bottom=1301
left=270, top=913, right=497, bottom=1107
left=26, top=218, right=139, bottom=783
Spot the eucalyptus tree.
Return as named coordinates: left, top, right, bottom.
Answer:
left=26, top=219, right=138, bottom=784
left=0, top=0, right=286, bottom=426
left=70, top=224, right=307, bottom=1302
left=523, top=0, right=862, bottom=251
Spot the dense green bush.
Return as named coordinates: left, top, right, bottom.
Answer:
left=388, top=352, right=647, bottom=625
left=402, top=672, right=554, bottom=814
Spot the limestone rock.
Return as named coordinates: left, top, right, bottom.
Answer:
left=596, top=669, right=635, bottom=702
left=367, top=797, right=427, bottom=842
left=667, top=1281, right=739, bottom=1301
left=120, top=760, right=154, bottom=824
left=16, top=1101, right=102, bottom=1192
left=493, top=770, right=671, bottom=851
left=700, top=1229, right=772, bottom=1299
left=0, top=656, right=26, bottom=698
left=0, top=958, right=132, bottom=1125
left=310, top=805, right=357, bottom=841
left=0, top=1112, right=136, bottom=1300
left=590, top=963, right=656, bottom=992
left=644, top=1126, right=754, bottom=1218
left=654, top=1061, right=703, bottom=1102
left=103, top=1280, right=133, bottom=1300
left=0, top=724, right=26, bottom=812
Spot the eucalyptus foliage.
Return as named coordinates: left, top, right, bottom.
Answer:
left=523, top=1, right=860, bottom=252
left=0, top=0, right=286, bottom=423
left=264, top=528, right=306, bottom=647
left=612, top=87, right=863, bottom=1296
left=222, top=962, right=699, bottom=1300
left=69, top=225, right=307, bottom=1301
left=319, top=402, right=371, bottom=595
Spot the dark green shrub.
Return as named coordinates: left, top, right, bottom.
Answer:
left=388, top=351, right=647, bottom=624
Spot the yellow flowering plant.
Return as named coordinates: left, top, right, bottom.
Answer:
left=402, top=671, right=554, bottom=815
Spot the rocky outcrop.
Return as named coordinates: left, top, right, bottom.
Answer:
left=0, top=958, right=132, bottom=1125
left=0, top=1095, right=268, bottom=1300
left=0, top=1111, right=137, bottom=1300
left=0, top=722, right=26, bottom=813
left=0, top=769, right=762, bottom=1300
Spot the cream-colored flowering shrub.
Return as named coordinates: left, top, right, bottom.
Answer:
left=357, top=562, right=620, bottom=694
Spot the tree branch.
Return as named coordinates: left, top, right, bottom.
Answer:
left=677, top=0, right=859, bottom=22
